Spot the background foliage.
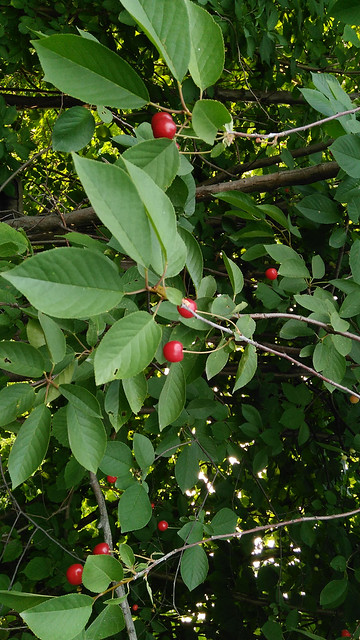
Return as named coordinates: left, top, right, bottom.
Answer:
left=1, top=1, right=360, bottom=639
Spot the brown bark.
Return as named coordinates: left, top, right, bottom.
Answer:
left=214, top=87, right=360, bottom=105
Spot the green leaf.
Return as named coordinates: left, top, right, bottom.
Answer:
left=118, top=543, right=135, bottom=568
left=0, top=222, right=28, bottom=256
left=223, top=253, right=244, bottom=295
left=0, top=340, right=45, bottom=378
left=262, top=620, right=284, bottom=640
left=295, top=194, right=340, bottom=223
left=178, top=521, right=204, bottom=544
left=278, top=260, right=310, bottom=278
left=122, top=372, right=147, bottom=414
left=319, top=578, right=348, bottom=607
left=206, top=341, right=229, bottom=380
left=52, top=107, right=95, bottom=152
left=72, top=155, right=153, bottom=268
left=33, top=35, right=149, bottom=108
left=120, top=0, right=191, bottom=81
left=180, top=546, right=208, bottom=591
left=99, top=441, right=133, bottom=476
left=8, top=405, right=51, bottom=489
left=21, top=593, right=93, bottom=640
left=122, top=139, right=179, bottom=190
left=192, top=99, right=232, bottom=145
left=118, top=483, right=152, bottom=533
left=60, top=384, right=102, bottom=418
left=186, top=0, right=224, bottom=90
left=350, top=239, right=360, bottom=283
left=158, top=362, right=186, bottom=430
left=313, top=337, right=346, bottom=384
left=94, top=311, right=161, bottom=385
left=210, top=508, right=238, bottom=536
left=133, top=433, right=155, bottom=470
left=2, top=248, right=123, bottom=319
left=175, top=443, right=199, bottom=492
left=67, top=404, right=106, bottom=472
left=84, top=604, right=125, bottom=640
left=177, top=226, right=203, bottom=293
left=265, top=243, right=306, bottom=263
left=0, top=383, right=35, bottom=427
left=104, top=381, right=132, bottom=431
left=312, top=255, right=326, bottom=279
left=233, top=344, right=257, bottom=392
left=82, top=556, right=123, bottom=593
left=38, top=312, right=66, bottom=364
left=330, top=0, right=360, bottom=25
left=0, top=590, right=52, bottom=612
left=330, top=555, right=347, bottom=572
left=330, top=135, right=360, bottom=178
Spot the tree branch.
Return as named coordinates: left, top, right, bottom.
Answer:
left=214, top=87, right=360, bottom=105
left=89, top=472, right=137, bottom=640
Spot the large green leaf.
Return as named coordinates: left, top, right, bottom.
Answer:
left=192, top=99, right=232, bottom=145
left=133, top=433, right=155, bottom=470
left=52, top=107, right=95, bottom=152
left=123, top=372, right=147, bottom=414
left=94, top=311, right=161, bottom=385
left=0, top=222, right=28, bottom=256
left=180, top=546, right=208, bottom=591
left=60, top=384, right=102, bottom=418
left=67, top=404, right=107, bottom=472
left=33, top=35, right=149, bottom=108
left=175, top=443, right=199, bottom=492
left=330, top=134, right=360, bottom=178
left=99, top=441, right=133, bottom=476
left=295, top=194, right=340, bottom=223
left=0, top=383, right=35, bottom=427
left=0, top=590, right=52, bottom=612
left=158, top=362, right=186, bottom=430
left=82, top=555, right=123, bottom=593
left=330, top=0, right=360, bottom=25
left=319, top=578, right=348, bottom=607
left=0, top=341, right=45, bottom=378
left=349, top=238, right=360, bottom=283
left=120, top=0, right=191, bottom=81
left=21, top=593, right=93, bottom=640
left=8, top=405, right=51, bottom=489
left=84, top=605, right=125, bottom=640
left=186, top=0, right=224, bottom=90
left=2, top=248, right=124, bottom=319
left=38, top=312, right=66, bottom=364
left=210, top=508, right=238, bottom=536
left=118, top=483, right=152, bottom=532
left=122, top=139, right=179, bottom=190
left=72, top=155, right=154, bottom=268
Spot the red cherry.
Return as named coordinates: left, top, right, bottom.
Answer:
left=151, top=112, right=177, bottom=139
left=163, top=341, right=184, bottom=362
left=341, top=632, right=351, bottom=638
left=265, top=268, right=278, bottom=281
left=349, top=395, right=359, bottom=404
left=157, top=520, right=169, bottom=531
left=107, top=475, right=117, bottom=484
left=151, top=502, right=155, bottom=509
left=66, top=563, right=83, bottom=586
left=132, top=604, right=139, bottom=612
left=93, top=542, right=110, bottom=555
left=177, top=298, right=197, bottom=319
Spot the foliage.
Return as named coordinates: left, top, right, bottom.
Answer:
left=0, top=1, right=360, bottom=639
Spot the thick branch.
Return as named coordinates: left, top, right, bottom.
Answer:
left=1, top=93, right=81, bottom=109
left=89, top=472, right=137, bottom=640
left=214, top=87, right=360, bottom=105
left=196, top=162, right=339, bottom=200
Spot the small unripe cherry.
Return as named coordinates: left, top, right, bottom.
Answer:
left=107, top=475, right=117, bottom=484
left=349, top=395, right=359, bottom=404
left=163, top=340, right=184, bottom=362
left=265, top=268, right=278, bottom=281
left=157, top=520, right=169, bottom=531
left=66, top=563, right=83, bottom=586
left=177, top=298, right=197, bottom=319
left=93, top=542, right=110, bottom=555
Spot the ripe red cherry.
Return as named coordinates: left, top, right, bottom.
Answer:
left=151, top=112, right=177, bottom=139
left=163, top=341, right=184, bottom=362
left=151, top=502, right=155, bottom=509
left=66, top=564, right=83, bottom=586
left=93, top=542, right=110, bottom=555
left=341, top=632, right=351, bottom=638
left=157, top=520, right=168, bottom=531
left=265, top=268, right=278, bottom=281
left=177, top=298, right=197, bottom=319
left=107, top=475, right=117, bottom=484
left=132, top=604, right=139, bottom=612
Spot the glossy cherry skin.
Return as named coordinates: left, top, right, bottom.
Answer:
left=265, top=268, right=278, bottom=281
left=151, top=112, right=177, bottom=139
left=132, top=604, right=139, bottom=612
left=106, top=475, right=117, bottom=484
left=157, top=520, right=169, bottom=531
left=177, top=298, right=197, bottom=319
left=163, top=341, right=184, bottom=362
left=93, top=542, right=110, bottom=555
left=66, top=564, right=83, bottom=586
